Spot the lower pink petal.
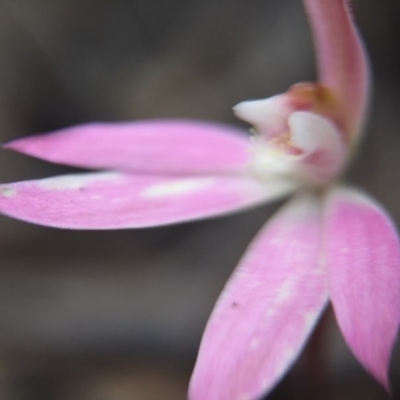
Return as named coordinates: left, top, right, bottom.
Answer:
left=324, top=186, right=400, bottom=391
left=0, top=172, right=295, bottom=229
left=189, top=193, right=328, bottom=400
left=5, top=120, right=251, bottom=174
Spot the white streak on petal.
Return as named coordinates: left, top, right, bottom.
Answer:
left=39, top=172, right=118, bottom=191
left=1, top=187, right=17, bottom=198
left=141, top=179, right=213, bottom=199
left=250, top=338, right=260, bottom=350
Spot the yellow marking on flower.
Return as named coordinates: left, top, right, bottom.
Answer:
left=289, top=82, right=346, bottom=134
left=290, top=83, right=338, bottom=113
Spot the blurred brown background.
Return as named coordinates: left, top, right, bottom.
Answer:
left=0, top=0, right=399, bottom=399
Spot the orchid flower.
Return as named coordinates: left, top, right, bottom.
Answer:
left=0, top=0, right=399, bottom=399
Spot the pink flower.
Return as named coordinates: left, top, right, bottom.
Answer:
left=0, top=1, right=399, bottom=399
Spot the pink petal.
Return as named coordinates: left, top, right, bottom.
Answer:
left=303, top=0, right=370, bottom=138
left=324, top=186, right=400, bottom=391
left=189, top=193, right=328, bottom=400
left=0, top=172, right=296, bottom=229
left=289, top=111, right=346, bottom=184
left=5, top=120, right=251, bottom=174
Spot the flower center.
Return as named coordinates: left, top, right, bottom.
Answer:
left=235, top=82, right=347, bottom=187
left=248, top=134, right=300, bottom=185
left=248, top=113, right=347, bottom=187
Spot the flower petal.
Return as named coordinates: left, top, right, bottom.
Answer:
left=324, top=186, right=400, bottom=391
left=289, top=111, right=346, bottom=184
left=303, top=0, right=370, bottom=138
left=189, top=192, right=328, bottom=400
left=5, top=120, right=251, bottom=174
left=0, top=172, right=296, bottom=229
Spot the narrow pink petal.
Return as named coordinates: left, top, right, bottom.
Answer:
left=324, top=186, right=400, bottom=391
left=5, top=120, right=251, bottom=174
left=0, top=172, right=296, bottom=229
left=303, top=0, right=370, bottom=138
left=189, top=193, right=328, bottom=400
left=289, top=111, right=346, bottom=184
